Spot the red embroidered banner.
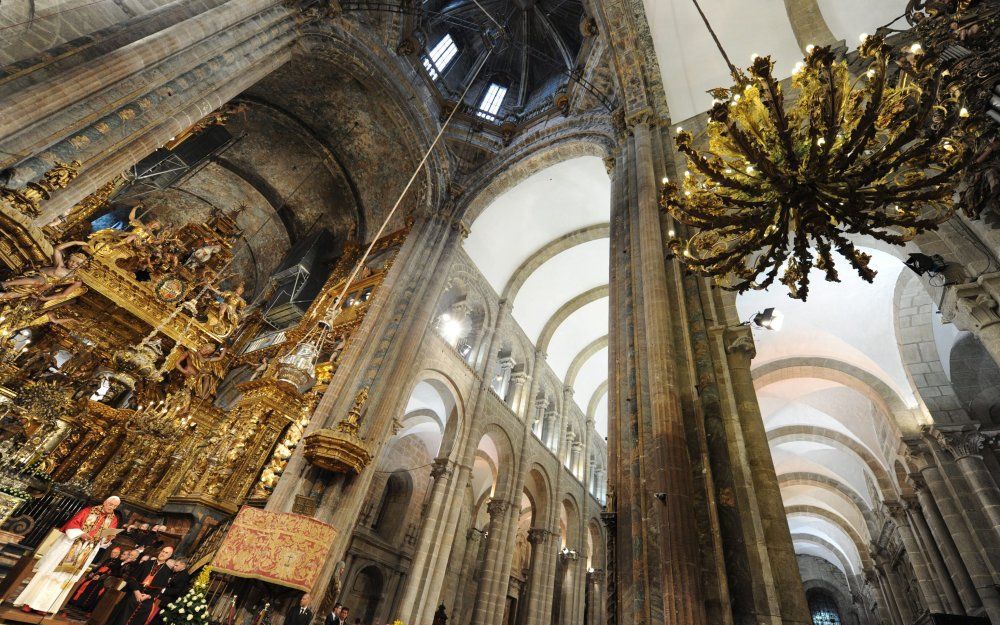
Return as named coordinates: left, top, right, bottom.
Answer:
left=211, top=507, right=337, bottom=591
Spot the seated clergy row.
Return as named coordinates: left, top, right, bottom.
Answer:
left=7, top=496, right=190, bottom=625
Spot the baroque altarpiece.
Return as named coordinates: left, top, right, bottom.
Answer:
left=0, top=119, right=404, bottom=580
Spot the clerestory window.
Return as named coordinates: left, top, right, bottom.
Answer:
left=477, top=83, right=508, bottom=122
left=422, top=34, right=458, bottom=80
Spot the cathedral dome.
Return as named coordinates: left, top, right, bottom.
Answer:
left=417, top=0, right=587, bottom=122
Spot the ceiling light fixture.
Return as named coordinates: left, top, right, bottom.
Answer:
left=659, top=0, right=983, bottom=301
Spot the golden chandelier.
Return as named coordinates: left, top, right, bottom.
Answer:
left=660, top=5, right=977, bottom=300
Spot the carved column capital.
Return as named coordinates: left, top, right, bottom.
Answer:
left=941, top=275, right=1000, bottom=332
left=884, top=500, right=907, bottom=523
left=430, top=458, right=452, bottom=480
left=930, top=425, right=987, bottom=460
left=527, top=527, right=552, bottom=545
left=906, top=472, right=928, bottom=494
left=902, top=437, right=934, bottom=471
left=487, top=497, right=510, bottom=516
left=723, top=324, right=756, bottom=357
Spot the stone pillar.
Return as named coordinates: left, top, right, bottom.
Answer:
left=471, top=498, right=512, bottom=625
left=396, top=458, right=464, bottom=624
left=542, top=407, right=557, bottom=449
left=870, top=567, right=905, bottom=625
left=931, top=426, right=1000, bottom=539
left=886, top=501, right=945, bottom=614
left=941, top=273, right=1000, bottom=367
left=909, top=473, right=982, bottom=614
left=494, top=355, right=515, bottom=398
left=911, top=440, right=1000, bottom=622
left=268, top=214, right=470, bottom=606
left=571, top=441, right=584, bottom=480
left=904, top=497, right=964, bottom=614
left=523, top=528, right=556, bottom=625
left=508, top=371, right=530, bottom=417
left=607, top=117, right=707, bottom=625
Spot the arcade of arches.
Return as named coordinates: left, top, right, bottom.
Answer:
left=0, top=2, right=998, bottom=625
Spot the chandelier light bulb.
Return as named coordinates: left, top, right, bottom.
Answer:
left=805, top=44, right=815, bottom=53
left=910, top=42, right=923, bottom=54
left=859, top=32, right=869, bottom=43
left=959, top=107, right=969, bottom=118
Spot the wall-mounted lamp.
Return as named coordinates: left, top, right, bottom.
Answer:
left=750, top=307, right=783, bottom=332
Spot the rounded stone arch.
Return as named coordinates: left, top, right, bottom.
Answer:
left=892, top=270, right=968, bottom=426
left=502, top=225, right=611, bottom=303
left=786, top=505, right=872, bottom=570
left=559, top=493, right=583, bottom=550
left=473, top=422, right=519, bottom=501
left=792, top=533, right=858, bottom=577
left=523, top=463, right=554, bottom=529
left=753, top=357, right=919, bottom=434
left=778, top=472, right=877, bottom=532
left=586, top=517, right=605, bottom=570
left=458, top=130, right=615, bottom=225
left=402, top=369, right=465, bottom=460
left=768, top=425, right=896, bottom=500
left=437, top=267, right=494, bottom=363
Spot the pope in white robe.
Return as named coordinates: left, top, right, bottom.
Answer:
left=14, top=495, right=120, bottom=614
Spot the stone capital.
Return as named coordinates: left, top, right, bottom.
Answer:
left=510, top=371, right=529, bottom=385
left=430, top=458, right=452, bottom=480
left=940, top=275, right=1000, bottom=332
left=527, top=527, right=552, bottom=545
left=884, top=500, right=907, bottom=522
left=487, top=497, right=510, bottom=516
left=723, top=324, right=756, bottom=358
left=902, top=437, right=934, bottom=471
left=906, top=473, right=928, bottom=494
left=929, top=425, right=987, bottom=460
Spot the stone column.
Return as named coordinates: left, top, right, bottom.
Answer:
left=904, top=496, right=964, bottom=614
left=932, top=426, right=1000, bottom=539
left=870, top=567, right=905, bottom=625
left=508, top=371, right=530, bottom=417
left=523, top=528, right=555, bottom=625
left=471, top=498, right=512, bottom=625
left=909, top=473, right=982, bottom=614
left=269, top=214, right=470, bottom=605
left=571, top=441, right=584, bottom=480
left=542, top=407, right=557, bottom=449
left=396, top=458, right=462, bottom=623
left=607, top=120, right=706, bottom=625
left=911, top=441, right=1000, bottom=621
left=720, top=323, right=812, bottom=623
left=886, top=501, right=945, bottom=614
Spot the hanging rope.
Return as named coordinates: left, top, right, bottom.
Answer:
left=689, top=0, right=739, bottom=77
left=315, top=45, right=496, bottom=332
